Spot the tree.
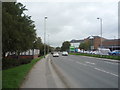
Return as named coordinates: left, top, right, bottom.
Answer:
left=61, top=41, right=71, bottom=51
left=79, top=41, right=90, bottom=51
left=55, top=47, right=61, bottom=51
left=2, top=2, right=36, bottom=57
left=34, top=37, right=42, bottom=49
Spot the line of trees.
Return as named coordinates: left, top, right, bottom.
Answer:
left=2, top=2, right=52, bottom=58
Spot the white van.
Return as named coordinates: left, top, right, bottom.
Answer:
left=97, top=48, right=111, bottom=55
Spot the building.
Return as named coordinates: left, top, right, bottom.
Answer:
left=6, top=49, right=40, bottom=59
left=84, top=36, right=106, bottom=50
left=70, top=39, right=84, bottom=48
left=102, top=39, right=120, bottom=51
left=70, top=36, right=120, bottom=51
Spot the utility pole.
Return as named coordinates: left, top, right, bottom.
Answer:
left=44, top=16, right=47, bottom=58
left=47, top=34, right=49, bottom=54
left=97, top=17, right=103, bottom=49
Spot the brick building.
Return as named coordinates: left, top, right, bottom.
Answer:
left=70, top=36, right=120, bottom=51
left=84, top=36, right=120, bottom=50
left=102, top=39, right=120, bottom=51
left=84, top=36, right=106, bottom=50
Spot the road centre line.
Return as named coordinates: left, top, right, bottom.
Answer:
left=76, top=61, right=87, bottom=66
left=85, top=61, right=95, bottom=65
left=94, top=68, right=118, bottom=77
left=76, top=61, right=95, bottom=68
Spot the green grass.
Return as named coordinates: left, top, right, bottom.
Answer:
left=69, top=53, right=120, bottom=60
left=2, top=56, right=43, bottom=88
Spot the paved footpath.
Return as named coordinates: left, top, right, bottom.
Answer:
left=20, top=56, right=56, bottom=88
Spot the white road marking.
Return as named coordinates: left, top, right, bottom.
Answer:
left=76, top=61, right=87, bottom=66
left=85, top=61, right=95, bottom=65
left=76, top=61, right=94, bottom=68
left=94, top=68, right=118, bottom=77
left=76, top=61, right=118, bottom=77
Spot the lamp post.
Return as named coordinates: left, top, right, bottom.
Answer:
left=97, top=17, right=103, bottom=49
left=47, top=34, right=49, bottom=54
left=44, top=16, right=47, bottom=58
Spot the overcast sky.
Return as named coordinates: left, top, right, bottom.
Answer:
left=18, top=0, right=118, bottom=47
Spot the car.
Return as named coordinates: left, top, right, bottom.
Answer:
left=62, top=51, right=68, bottom=56
left=108, top=50, right=120, bottom=56
left=53, top=52, right=59, bottom=57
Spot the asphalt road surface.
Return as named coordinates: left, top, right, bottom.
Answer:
left=50, top=54, right=118, bottom=88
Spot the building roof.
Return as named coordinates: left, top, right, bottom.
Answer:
left=86, top=36, right=106, bottom=39
left=70, top=39, right=84, bottom=43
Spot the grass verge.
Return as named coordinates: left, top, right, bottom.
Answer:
left=2, top=56, right=43, bottom=88
left=69, top=53, right=120, bottom=60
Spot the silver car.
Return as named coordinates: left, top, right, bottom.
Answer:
left=53, top=52, right=59, bottom=57
left=62, top=51, right=68, bottom=56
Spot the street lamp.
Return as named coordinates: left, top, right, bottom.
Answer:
left=44, top=16, right=47, bottom=58
left=97, top=17, right=103, bottom=49
left=47, top=34, right=49, bottom=54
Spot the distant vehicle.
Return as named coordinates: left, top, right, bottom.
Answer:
left=108, top=50, right=120, bottom=56
left=97, top=48, right=111, bottom=55
left=62, top=51, right=68, bottom=56
left=53, top=52, right=59, bottom=57
left=90, top=51, right=99, bottom=55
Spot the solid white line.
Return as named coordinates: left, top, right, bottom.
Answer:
left=85, top=61, right=95, bottom=65
left=94, top=68, right=118, bottom=77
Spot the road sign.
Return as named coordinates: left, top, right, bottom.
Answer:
left=70, top=46, right=75, bottom=52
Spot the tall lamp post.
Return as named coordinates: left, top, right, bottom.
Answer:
left=47, top=34, right=49, bottom=54
left=44, top=16, right=47, bottom=58
left=97, top=17, right=103, bottom=49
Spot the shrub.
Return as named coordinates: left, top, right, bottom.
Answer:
left=2, top=58, right=32, bottom=70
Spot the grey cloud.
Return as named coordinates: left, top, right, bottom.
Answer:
left=20, top=2, right=118, bottom=47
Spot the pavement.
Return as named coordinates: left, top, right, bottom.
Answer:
left=20, top=55, right=66, bottom=88
left=21, top=57, right=48, bottom=88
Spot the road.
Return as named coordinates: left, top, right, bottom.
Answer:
left=50, top=54, right=118, bottom=88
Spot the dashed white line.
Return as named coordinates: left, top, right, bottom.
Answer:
left=94, top=68, right=118, bottom=77
left=76, top=61, right=95, bottom=68
left=76, top=61, right=118, bottom=77
left=85, top=61, right=95, bottom=65
left=76, top=61, right=87, bottom=66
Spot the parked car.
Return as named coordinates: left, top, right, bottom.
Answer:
left=62, top=51, right=68, bottom=56
left=53, top=52, right=59, bottom=57
left=108, top=50, right=120, bottom=56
